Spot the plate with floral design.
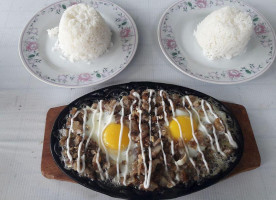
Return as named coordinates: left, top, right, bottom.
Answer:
left=19, top=0, right=138, bottom=88
left=158, top=0, right=275, bottom=84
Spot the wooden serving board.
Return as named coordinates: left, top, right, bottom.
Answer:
left=41, top=102, right=261, bottom=183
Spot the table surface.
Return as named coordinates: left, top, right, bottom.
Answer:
left=0, top=0, right=275, bottom=199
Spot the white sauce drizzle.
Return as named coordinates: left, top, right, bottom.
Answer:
left=159, top=90, right=169, bottom=126
left=144, top=89, right=154, bottom=189
left=184, top=96, right=210, bottom=173
left=85, top=109, right=96, bottom=150
left=205, top=101, right=237, bottom=148
left=96, top=101, right=105, bottom=180
left=170, top=140, right=175, bottom=155
left=148, top=89, right=154, bottom=113
left=201, top=100, right=226, bottom=157
left=132, top=92, right=148, bottom=188
left=66, top=110, right=81, bottom=162
left=185, top=98, right=215, bottom=151
left=116, top=99, right=125, bottom=181
left=96, top=148, right=104, bottom=180
left=77, top=109, right=87, bottom=173
left=170, top=98, right=199, bottom=175
left=82, top=101, right=117, bottom=180
left=123, top=99, right=137, bottom=185
left=159, top=91, right=182, bottom=182
left=99, top=103, right=118, bottom=179
left=167, top=98, right=197, bottom=177
left=154, top=107, right=169, bottom=173
left=166, top=97, right=182, bottom=181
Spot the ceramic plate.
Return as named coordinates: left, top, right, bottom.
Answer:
left=19, top=0, right=138, bottom=88
left=158, top=0, right=275, bottom=84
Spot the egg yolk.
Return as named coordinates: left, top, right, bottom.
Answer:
left=103, top=123, right=129, bottom=150
left=169, top=116, right=198, bottom=142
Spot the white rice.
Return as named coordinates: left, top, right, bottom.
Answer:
left=54, top=4, right=111, bottom=62
left=47, top=27, right=59, bottom=38
left=194, top=6, right=253, bottom=60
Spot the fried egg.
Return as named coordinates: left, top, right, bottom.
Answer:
left=86, top=108, right=133, bottom=165
left=169, top=109, right=198, bottom=142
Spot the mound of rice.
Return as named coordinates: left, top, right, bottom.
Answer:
left=58, top=4, right=111, bottom=62
left=194, top=6, right=253, bottom=60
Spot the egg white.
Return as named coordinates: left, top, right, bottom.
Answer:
left=175, top=109, right=189, bottom=117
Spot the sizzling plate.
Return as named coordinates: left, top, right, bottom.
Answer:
left=50, top=82, right=243, bottom=199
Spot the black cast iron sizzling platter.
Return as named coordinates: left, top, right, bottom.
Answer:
left=50, top=82, right=244, bottom=199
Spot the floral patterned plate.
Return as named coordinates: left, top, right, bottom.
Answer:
left=158, top=0, right=275, bottom=84
left=19, top=0, right=138, bottom=88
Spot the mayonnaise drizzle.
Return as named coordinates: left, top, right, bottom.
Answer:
left=167, top=98, right=198, bottom=176
left=99, top=103, right=118, bottom=179
left=201, top=100, right=226, bottom=157
left=159, top=90, right=169, bottom=126
left=148, top=89, right=154, bottom=113
left=66, top=110, right=81, bottom=162
left=166, top=97, right=182, bottom=181
left=155, top=102, right=176, bottom=186
left=77, top=108, right=87, bottom=173
left=96, top=100, right=105, bottom=180
left=85, top=109, right=96, bottom=150
left=185, top=98, right=215, bottom=151
left=144, top=89, right=154, bottom=189
left=184, top=96, right=209, bottom=173
left=170, top=140, right=175, bottom=155
left=132, top=92, right=148, bottom=187
left=116, top=99, right=125, bottom=181
left=159, top=91, right=179, bottom=182
left=96, top=148, right=104, bottom=180
left=154, top=107, right=169, bottom=173
left=123, top=99, right=137, bottom=185
left=205, top=101, right=237, bottom=148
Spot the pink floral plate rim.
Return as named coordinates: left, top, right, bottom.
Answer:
left=157, top=0, right=276, bottom=84
left=19, top=0, right=138, bottom=88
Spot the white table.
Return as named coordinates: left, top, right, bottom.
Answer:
left=0, top=0, right=275, bottom=199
